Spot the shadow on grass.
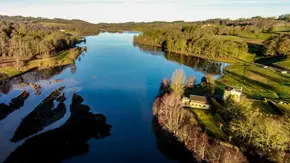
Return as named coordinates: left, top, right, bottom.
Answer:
left=247, top=69, right=290, bottom=84
left=247, top=43, right=263, bottom=56
left=253, top=101, right=283, bottom=115
left=223, top=70, right=278, bottom=99
left=255, top=56, right=288, bottom=65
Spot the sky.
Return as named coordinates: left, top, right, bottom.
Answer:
left=0, top=0, right=290, bottom=23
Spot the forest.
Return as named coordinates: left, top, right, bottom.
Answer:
left=0, top=21, right=77, bottom=60
left=132, top=15, right=290, bottom=163
left=133, top=16, right=290, bottom=63
left=0, top=15, right=99, bottom=80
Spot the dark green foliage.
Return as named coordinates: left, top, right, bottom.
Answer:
left=263, top=34, right=290, bottom=56
left=278, top=14, right=290, bottom=21
left=0, top=20, right=77, bottom=60
left=134, top=27, right=249, bottom=59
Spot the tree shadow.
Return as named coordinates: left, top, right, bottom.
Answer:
left=0, top=91, right=29, bottom=120
left=255, top=55, right=288, bottom=65
left=247, top=43, right=264, bottom=56
left=247, top=69, right=289, bottom=84
left=11, top=87, right=66, bottom=142
left=4, top=93, right=112, bottom=163
left=152, top=117, right=197, bottom=163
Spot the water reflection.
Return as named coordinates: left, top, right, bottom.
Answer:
left=70, top=63, right=77, bottom=74
left=134, top=44, right=225, bottom=75
left=0, top=91, right=30, bottom=120
left=4, top=93, right=112, bottom=163
left=0, top=65, right=71, bottom=94
left=11, top=87, right=66, bottom=142
left=152, top=118, right=196, bottom=163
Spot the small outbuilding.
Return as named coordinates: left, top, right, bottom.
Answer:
left=223, top=86, right=242, bottom=102
left=182, top=95, right=210, bottom=110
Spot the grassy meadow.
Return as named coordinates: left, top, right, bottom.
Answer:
left=0, top=48, right=82, bottom=80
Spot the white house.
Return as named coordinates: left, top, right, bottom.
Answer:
left=223, top=86, right=242, bottom=102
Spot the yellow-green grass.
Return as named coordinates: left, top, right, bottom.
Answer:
left=237, top=52, right=256, bottom=63
left=39, top=22, right=67, bottom=27
left=214, top=32, right=273, bottom=44
left=29, top=49, right=80, bottom=68
left=277, top=103, right=290, bottom=113
left=0, top=49, right=81, bottom=80
left=214, top=35, right=264, bottom=44
left=270, top=26, right=290, bottom=33
left=273, top=56, right=290, bottom=70
left=219, top=64, right=290, bottom=101
left=0, top=67, right=23, bottom=78
left=191, top=109, right=228, bottom=140
left=238, top=32, right=272, bottom=41
left=253, top=100, right=283, bottom=115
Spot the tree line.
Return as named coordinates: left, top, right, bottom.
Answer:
left=263, top=34, right=290, bottom=56
left=0, top=20, right=78, bottom=61
left=133, top=27, right=250, bottom=60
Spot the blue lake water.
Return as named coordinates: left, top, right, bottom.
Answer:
left=0, top=32, right=227, bottom=163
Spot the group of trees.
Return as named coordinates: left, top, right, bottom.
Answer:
left=157, top=68, right=290, bottom=162
left=0, top=15, right=102, bottom=66
left=97, top=14, right=290, bottom=33
left=215, top=98, right=290, bottom=162
left=0, top=15, right=100, bottom=36
left=154, top=70, right=247, bottom=163
left=263, top=34, right=290, bottom=56
left=0, top=20, right=78, bottom=61
left=131, top=14, right=290, bottom=60
left=134, top=27, right=249, bottom=59
left=278, top=14, right=290, bottom=21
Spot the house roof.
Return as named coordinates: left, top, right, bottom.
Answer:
left=190, top=95, right=208, bottom=104
left=225, top=86, right=234, bottom=91
left=225, top=86, right=242, bottom=92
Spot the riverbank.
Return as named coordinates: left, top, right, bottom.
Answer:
left=133, top=41, right=253, bottom=64
left=154, top=68, right=290, bottom=162
left=153, top=91, right=247, bottom=163
left=0, top=47, right=86, bottom=82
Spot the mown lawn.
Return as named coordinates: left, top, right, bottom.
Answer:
left=273, top=56, right=290, bottom=70
left=256, top=55, right=290, bottom=70
left=219, top=64, right=290, bottom=101
left=0, top=67, right=22, bottom=79
left=214, top=35, right=264, bottom=44
left=190, top=109, right=228, bottom=141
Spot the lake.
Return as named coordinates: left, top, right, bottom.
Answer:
left=0, top=32, right=227, bottom=163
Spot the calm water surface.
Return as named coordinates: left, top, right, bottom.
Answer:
left=0, top=32, right=227, bottom=163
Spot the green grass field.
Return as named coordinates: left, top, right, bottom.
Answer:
left=219, top=64, right=290, bottom=101
left=273, top=57, right=290, bottom=70
left=214, top=33, right=272, bottom=45
left=0, top=49, right=81, bottom=80
left=191, top=109, right=228, bottom=140
left=256, top=56, right=290, bottom=70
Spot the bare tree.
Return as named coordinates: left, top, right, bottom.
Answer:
left=186, top=75, right=196, bottom=88
left=171, top=69, right=186, bottom=94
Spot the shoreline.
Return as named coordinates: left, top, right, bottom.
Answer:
left=133, top=41, right=238, bottom=64
left=0, top=47, right=85, bottom=82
